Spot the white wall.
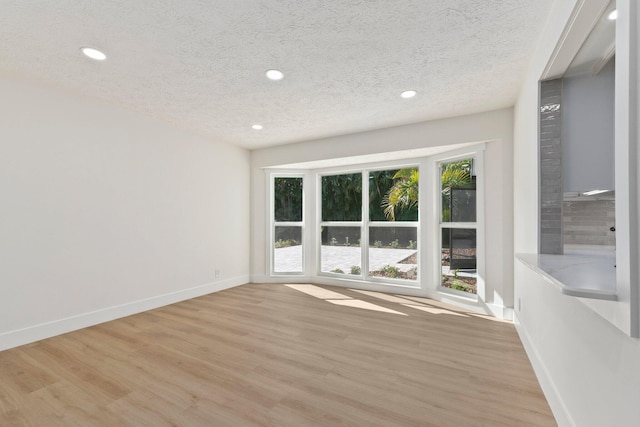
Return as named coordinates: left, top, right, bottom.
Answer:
left=251, top=108, right=514, bottom=317
left=0, top=72, right=251, bottom=350
left=563, top=60, right=615, bottom=193
left=515, top=262, right=640, bottom=427
left=513, top=0, right=640, bottom=425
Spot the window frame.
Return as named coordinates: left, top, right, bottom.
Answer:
left=265, top=145, right=485, bottom=297
left=316, top=162, right=421, bottom=286
left=317, top=169, right=365, bottom=279
left=435, top=150, right=485, bottom=300
left=270, top=172, right=305, bottom=276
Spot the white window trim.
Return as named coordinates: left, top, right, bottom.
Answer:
left=432, top=146, right=486, bottom=300
left=317, top=164, right=421, bottom=286
left=266, top=143, right=486, bottom=297
left=268, top=172, right=306, bottom=276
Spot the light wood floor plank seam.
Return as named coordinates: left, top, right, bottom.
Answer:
left=0, top=283, right=556, bottom=426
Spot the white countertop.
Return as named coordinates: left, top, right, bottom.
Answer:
left=516, top=246, right=617, bottom=300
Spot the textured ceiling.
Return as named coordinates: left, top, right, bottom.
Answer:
left=0, top=0, right=554, bottom=149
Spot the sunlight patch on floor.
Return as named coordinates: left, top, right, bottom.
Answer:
left=351, top=289, right=471, bottom=317
left=285, top=284, right=352, bottom=299
left=396, top=295, right=438, bottom=305
left=349, top=289, right=416, bottom=304
left=285, top=284, right=406, bottom=315
left=399, top=295, right=473, bottom=312
left=284, top=284, right=494, bottom=319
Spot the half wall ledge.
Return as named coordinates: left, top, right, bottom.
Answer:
left=516, top=250, right=617, bottom=301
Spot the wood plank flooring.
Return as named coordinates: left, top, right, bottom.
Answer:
left=0, top=284, right=556, bottom=426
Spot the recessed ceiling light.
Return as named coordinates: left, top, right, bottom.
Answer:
left=252, top=124, right=263, bottom=130
left=401, top=90, right=417, bottom=99
left=80, top=47, right=107, bottom=61
left=265, top=69, right=284, bottom=81
left=608, top=9, right=618, bottom=20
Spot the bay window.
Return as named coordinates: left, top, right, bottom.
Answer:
left=267, top=146, right=483, bottom=295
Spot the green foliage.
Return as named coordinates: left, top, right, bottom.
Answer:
left=350, top=265, right=361, bottom=275
left=441, top=159, right=474, bottom=222
left=382, top=168, right=419, bottom=221
left=322, top=174, right=362, bottom=221
left=380, top=160, right=474, bottom=222
left=373, top=240, right=383, bottom=248
left=274, top=239, right=299, bottom=248
left=390, top=239, right=400, bottom=249
left=380, top=265, right=400, bottom=278
left=330, top=237, right=338, bottom=246
left=274, top=177, right=303, bottom=222
left=330, top=268, right=345, bottom=274
left=442, top=275, right=476, bottom=294
left=407, top=240, right=417, bottom=249
left=370, top=264, right=416, bottom=280
left=441, top=160, right=473, bottom=194
left=369, top=170, right=395, bottom=219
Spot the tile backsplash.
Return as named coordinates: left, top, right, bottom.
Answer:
left=563, top=200, right=615, bottom=246
left=539, top=79, right=563, bottom=254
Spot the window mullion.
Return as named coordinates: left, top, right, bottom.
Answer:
left=369, top=221, right=418, bottom=227
left=362, top=170, right=370, bottom=278
left=275, top=221, right=304, bottom=227
left=440, top=222, right=478, bottom=229
left=319, top=221, right=362, bottom=227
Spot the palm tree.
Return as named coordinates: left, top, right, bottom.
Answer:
left=382, top=160, right=473, bottom=221
left=440, top=159, right=473, bottom=223
left=440, top=160, right=472, bottom=195
left=381, top=168, right=418, bottom=221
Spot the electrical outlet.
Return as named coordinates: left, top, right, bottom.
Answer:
left=215, top=269, right=221, bottom=278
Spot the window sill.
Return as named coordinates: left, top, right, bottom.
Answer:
left=516, top=246, right=617, bottom=301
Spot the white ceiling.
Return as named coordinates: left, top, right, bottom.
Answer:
left=0, top=0, right=554, bottom=149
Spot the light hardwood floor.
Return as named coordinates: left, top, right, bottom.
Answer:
left=0, top=284, right=556, bottom=426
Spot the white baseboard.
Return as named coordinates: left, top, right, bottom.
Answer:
left=486, top=303, right=514, bottom=321
left=251, top=274, right=313, bottom=284
left=0, top=276, right=249, bottom=352
left=513, top=312, right=574, bottom=427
